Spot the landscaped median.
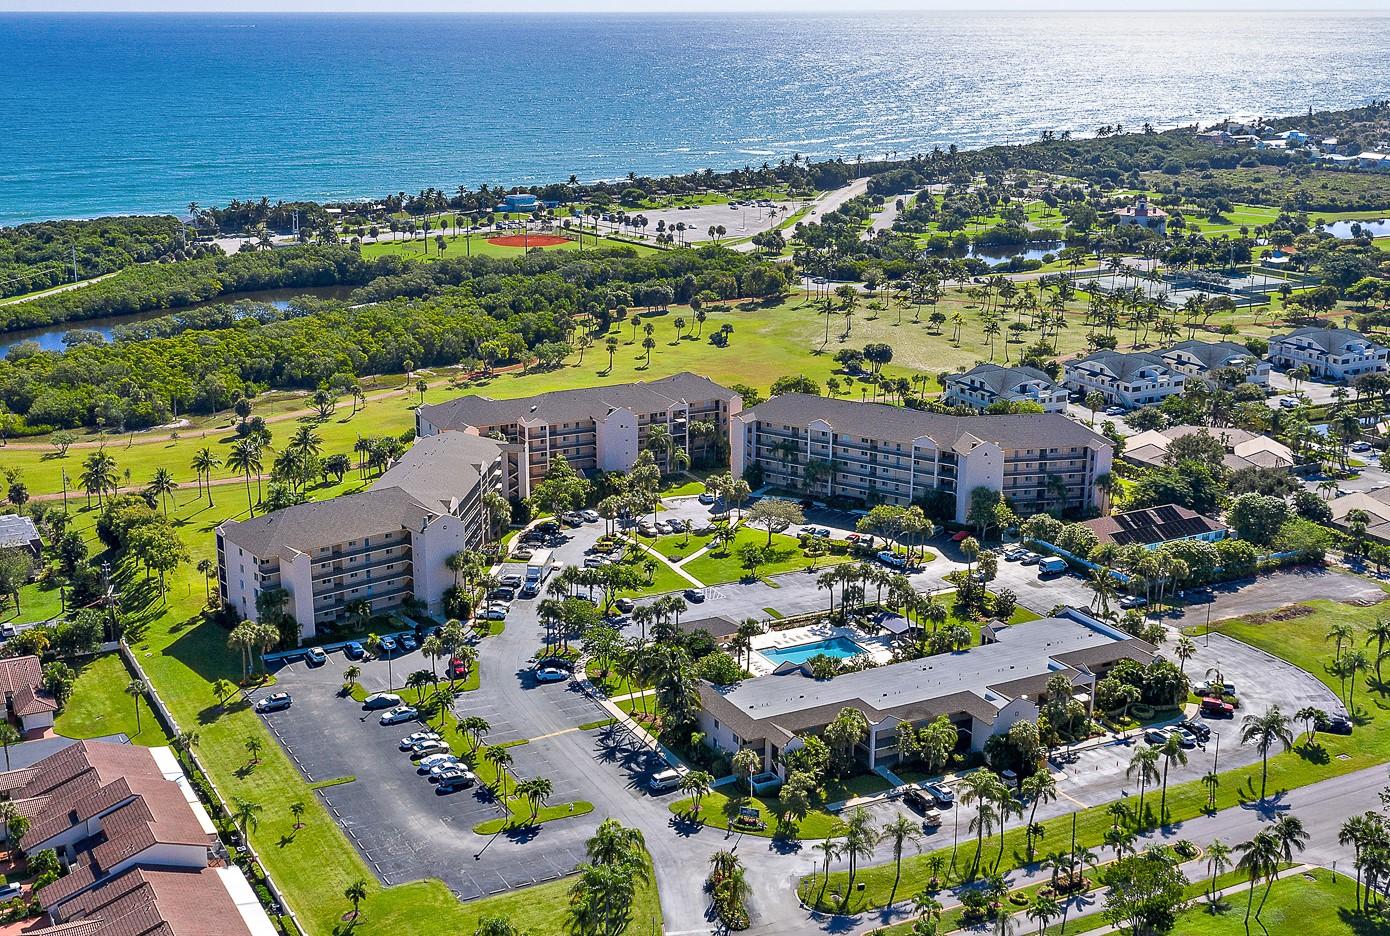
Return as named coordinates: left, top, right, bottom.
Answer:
left=669, top=772, right=893, bottom=840
left=798, top=589, right=1390, bottom=916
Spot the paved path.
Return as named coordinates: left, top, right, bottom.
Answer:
left=0, top=271, right=118, bottom=306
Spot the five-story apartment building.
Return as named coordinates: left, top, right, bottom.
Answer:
left=731, top=395, right=1112, bottom=523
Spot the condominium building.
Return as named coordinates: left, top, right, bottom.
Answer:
left=1268, top=326, right=1389, bottom=382
left=416, top=373, right=741, bottom=497
left=1062, top=350, right=1186, bottom=409
left=730, top=394, right=1113, bottom=524
left=1160, top=339, right=1270, bottom=387
left=942, top=364, right=1068, bottom=413
left=697, top=609, right=1153, bottom=774
left=217, top=431, right=506, bottom=641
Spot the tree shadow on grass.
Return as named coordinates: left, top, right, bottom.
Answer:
left=1296, top=741, right=1331, bottom=766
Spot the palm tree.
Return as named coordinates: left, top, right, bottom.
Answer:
left=232, top=796, right=263, bottom=838
left=1157, top=732, right=1187, bottom=824
left=1205, top=838, right=1233, bottom=906
left=225, top=439, right=262, bottom=516
left=125, top=679, right=147, bottom=735
left=812, top=836, right=842, bottom=906
left=0, top=724, right=20, bottom=771
left=1020, top=770, right=1056, bottom=861
left=1240, top=706, right=1294, bottom=801
left=1342, top=648, right=1370, bottom=714
left=1367, top=618, right=1390, bottom=687
left=1026, top=891, right=1061, bottom=935
left=679, top=769, right=714, bottom=815
left=289, top=800, right=305, bottom=829
left=1327, top=622, right=1355, bottom=664
left=484, top=744, right=513, bottom=800
left=959, top=770, right=1003, bottom=876
left=191, top=447, right=220, bottom=504
left=518, top=776, right=553, bottom=823
left=1126, top=744, right=1160, bottom=826
left=1235, top=830, right=1281, bottom=929
left=1173, top=635, right=1197, bottom=677
left=882, top=814, right=922, bottom=905
left=840, top=807, right=878, bottom=906
left=343, top=879, right=368, bottom=920
left=145, top=467, right=178, bottom=516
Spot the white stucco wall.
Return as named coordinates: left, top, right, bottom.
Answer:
left=596, top=407, right=640, bottom=471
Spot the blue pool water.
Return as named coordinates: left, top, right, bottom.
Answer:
left=761, top=637, right=867, bottom=666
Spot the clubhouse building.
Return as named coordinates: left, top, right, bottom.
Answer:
left=697, top=608, right=1154, bottom=774
left=730, top=394, right=1113, bottom=523
left=417, top=373, right=741, bottom=498
left=217, top=431, right=507, bottom=640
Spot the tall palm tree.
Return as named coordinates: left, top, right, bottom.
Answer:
left=840, top=807, right=878, bottom=906
left=881, top=814, right=922, bottom=905
left=1205, top=838, right=1233, bottom=907
left=1157, top=732, right=1187, bottom=824
left=1240, top=706, right=1294, bottom=801
left=1235, top=830, right=1281, bottom=929
left=225, top=439, right=262, bottom=516
left=145, top=467, right=178, bottom=516
left=812, top=836, right=842, bottom=906
left=191, top=447, right=220, bottom=505
left=125, top=679, right=147, bottom=734
left=1126, top=744, right=1160, bottom=826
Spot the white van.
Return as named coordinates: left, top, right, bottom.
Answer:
left=648, top=768, right=686, bottom=792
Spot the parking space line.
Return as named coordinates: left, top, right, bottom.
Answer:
left=1057, top=787, right=1089, bottom=809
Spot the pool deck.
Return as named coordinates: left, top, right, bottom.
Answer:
left=747, top=621, right=895, bottom=676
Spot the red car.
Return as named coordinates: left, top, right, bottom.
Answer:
left=951, top=531, right=971, bottom=542
left=1200, top=697, right=1234, bottom=718
left=447, top=658, right=470, bottom=679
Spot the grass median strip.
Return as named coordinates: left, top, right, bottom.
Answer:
left=309, top=776, right=356, bottom=790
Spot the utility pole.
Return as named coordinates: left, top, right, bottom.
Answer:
left=71, top=246, right=78, bottom=283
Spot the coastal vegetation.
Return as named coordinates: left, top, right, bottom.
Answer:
left=0, top=215, right=192, bottom=299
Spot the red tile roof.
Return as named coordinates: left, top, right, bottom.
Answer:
left=0, top=655, right=42, bottom=696
left=13, top=682, right=58, bottom=717
left=51, top=867, right=253, bottom=936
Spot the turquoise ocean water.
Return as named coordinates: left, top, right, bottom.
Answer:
left=0, top=11, right=1387, bottom=225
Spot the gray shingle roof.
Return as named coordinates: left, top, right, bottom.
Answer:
left=1070, top=350, right=1172, bottom=382
left=948, top=364, right=1058, bottom=395
left=1162, top=340, right=1259, bottom=371
left=741, top=394, right=1107, bottom=450
left=375, top=432, right=502, bottom=514
left=0, top=514, right=41, bottom=551
left=418, top=372, right=738, bottom=431
left=1275, top=326, right=1383, bottom=354
left=218, top=487, right=434, bottom=558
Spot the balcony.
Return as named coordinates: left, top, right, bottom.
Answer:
left=310, top=538, right=409, bottom=568
left=313, top=573, right=414, bottom=604
left=312, top=555, right=412, bottom=586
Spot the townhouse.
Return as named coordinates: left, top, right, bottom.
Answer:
left=730, top=394, right=1113, bottom=524
left=1160, top=339, right=1270, bottom=388
left=1268, top=326, right=1389, bottom=382
left=0, top=655, right=57, bottom=735
left=942, top=364, right=1068, bottom=413
left=416, top=373, right=741, bottom=498
left=1062, top=350, right=1186, bottom=409
left=217, top=431, right=507, bottom=640
left=0, top=740, right=274, bottom=936
left=696, top=609, right=1153, bottom=774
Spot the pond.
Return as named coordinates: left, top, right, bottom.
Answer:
left=968, top=242, right=1063, bottom=264
left=1320, top=218, right=1390, bottom=239
left=0, top=285, right=356, bottom=356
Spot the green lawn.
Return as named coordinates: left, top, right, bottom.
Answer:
left=682, top=527, right=846, bottom=585
left=5, top=575, right=66, bottom=626
left=1162, top=869, right=1373, bottom=936
left=670, top=788, right=843, bottom=840
left=649, top=529, right=719, bottom=562
left=616, top=551, right=692, bottom=598
left=54, top=653, right=169, bottom=747
left=806, top=585, right=1390, bottom=915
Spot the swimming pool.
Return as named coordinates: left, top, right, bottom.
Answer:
left=759, top=636, right=867, bottom=666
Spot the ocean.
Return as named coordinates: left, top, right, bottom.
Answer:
left=0, top=11, right=1387, bottom=226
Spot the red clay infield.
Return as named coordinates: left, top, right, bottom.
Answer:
left=487, top=234, right=569, bottom=248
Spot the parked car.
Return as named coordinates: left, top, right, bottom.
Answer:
left=877, top=550, right=907, bottom=569
left=399, top=633, right=418, bottom=652
left=698, top=492, right=716, bottom=504
left=580, top=509, right=601, bottom=523
left=615, top=598, right=635, bottom=613
left=1279, top=396, right=1299, bottom=409
left=806, top=526, right=832, bottom=538
left=378, top=635, right=397, bottom=655
left=362, top=692, right=402, bottom=710
left=648, top=768, right=686, bottom=792
left=447, top=658, right=470, bottom=679
left=344, top=641, right=366, bottom=660
left=1143, top=728, right=1168, bottom=746
left=921, top=809, right=944, bottom=829
left=655, top=521, right=673, bottom=534
left=1173, top=727, right=1198, bottom=748
left=562, top=512, right=584, bottom=527
left=512, top=547, right=534, bottom=560
left=1020, top=552, right=1041, bottom=566
left=902, top=786, right=931, bottom=813
left=684, top=588, right=706, bottom=603
left=306, top=646, right=327, bottom=666
left=255, top=692, right=292, bottom=713
left=500, top=572, right=524, bottom=588
left=410, top=739, right=450, bottom=758
left=417, top=753, right=457, bottom=773
left=0, top=883, right=21, bottom=901
left=379, top=706, right=418, bottom=725
left=534, top=665, right=569, bottom=683
left=482, top=606, right=508, bottom=621
left=584, top=556, right=607, bottom=568
left=489, top=587, right=515, bottom=602
left=921, top=782, right=955, bottom=809
left=399, top=731, right=441, bottom=750
left=1181, top=720, right=1211, bottom=742
left=429, top=761, right=469, bottom=781
left=1118, top=596, right=1148, bottom=609
left=1200, top=697, right=1235, bottom=718
left=668, top=518, right=687, bottom=533
left=950, top=531, right=971, bottom=543
left=1325, top=714, right=1354, bottom=735
left=436, top=769, right=477, bottom=794
left=1352, top=441, right=1373, bottom=453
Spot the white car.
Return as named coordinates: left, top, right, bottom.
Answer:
left=417, top=753, right=458, bottom=773
left=429, top=761, right=473, bottom=782
left=482, top=606, right=508, bottom=621
left=580, top=509, right=601, bottom=522
left=655, top=521, right=673, bottom=534
left=399, top=730, right=441, bottom=751
left=255, top=692, right=292, bottom=713
left=534, top=666, right=569, bottom=683
left=410, top=739, right=451, bottom=758
left=363, top=692, right=402, bottom=710
left=379, top=705, right=418, bottom=725
left=306, top=646, right=327, bottom=665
